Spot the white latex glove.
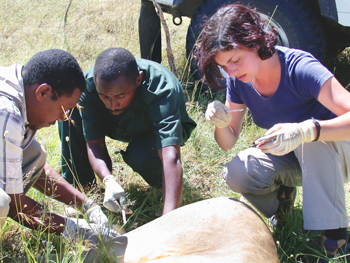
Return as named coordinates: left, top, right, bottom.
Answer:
left=205, top=100, right=232, bottom=129
left=86, top=205, right=110, bottom=228
left=103, top=175, right=127, bottom=213
left=62, top=217, right=120, bottom=245
left=255, top=120, right=316, bottom=156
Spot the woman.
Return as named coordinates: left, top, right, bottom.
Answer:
left=196, top=3, right=350, bottom=261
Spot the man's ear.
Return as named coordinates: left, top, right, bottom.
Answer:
left=35, top=83, right=53, bottom=102
left=136, top=71, right=143, bottom=86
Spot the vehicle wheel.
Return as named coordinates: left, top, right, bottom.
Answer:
left=186, top=0, right=326, bottom=82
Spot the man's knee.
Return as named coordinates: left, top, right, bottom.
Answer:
left=121, top=134, right=163, bottom=187
left=0, top=189, right=11, bottom=227
left=121, top=148, right=163, bottom=187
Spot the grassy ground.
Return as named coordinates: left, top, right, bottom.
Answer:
left=0, top=0, right=350, bottom=262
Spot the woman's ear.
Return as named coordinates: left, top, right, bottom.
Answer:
left=35, top=83, right=53, bottom=102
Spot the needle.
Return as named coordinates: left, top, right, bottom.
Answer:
left=227, top=109, right=244, bottom=112
left=122, top=210, right=127, bottom=225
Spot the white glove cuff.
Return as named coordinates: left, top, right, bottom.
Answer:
left=85, top=204, right=100, bottom=216
left=63, top=217, right=76, bottom=236
left=83, top=198, right=95, bottom=213
left=300, top=119, right=316, bottom=143
left=103, top=175, right=114, bottom=186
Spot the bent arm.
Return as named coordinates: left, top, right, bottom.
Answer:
left=317, top=77, right=350, bottom=141
left=214, top=100, right=246, bottom=151
left=86, top=138, right=113, bottom=181
left=33, top=163, right=87, bottom=209
left=8, top=193, right=66, bottom=234
left=158, top=145, right=182, bottom=215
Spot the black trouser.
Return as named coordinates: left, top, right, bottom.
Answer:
left=58, top=108, right=95, bottom=186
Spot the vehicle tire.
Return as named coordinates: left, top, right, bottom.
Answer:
left=186, top=0, right=326, bottom=82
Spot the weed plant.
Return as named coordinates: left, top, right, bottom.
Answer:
left=0, top=0, right=349, bottom=262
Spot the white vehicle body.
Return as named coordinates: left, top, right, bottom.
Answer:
left=335, top=0, right=350, bottom=26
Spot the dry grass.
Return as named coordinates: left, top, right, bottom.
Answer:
left=0, top=0, right=141, bottom=69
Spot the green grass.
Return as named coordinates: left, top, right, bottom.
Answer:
left=0, top=0, right=350, bottom=262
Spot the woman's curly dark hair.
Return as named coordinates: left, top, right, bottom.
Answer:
left=195, top=3, right=278, bottom=90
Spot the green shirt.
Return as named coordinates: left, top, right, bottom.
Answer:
left=79, top=58, right=196, bottom=149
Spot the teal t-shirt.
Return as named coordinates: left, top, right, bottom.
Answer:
left=79, top=58, right=196, bottom=149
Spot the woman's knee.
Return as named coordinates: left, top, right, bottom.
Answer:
left=223, top=148, right=277, bottom=194
left=223, top=154, right=250, bottom=194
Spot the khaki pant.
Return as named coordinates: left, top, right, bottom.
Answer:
left=223, top=141, right=350, bottom=230
left=0, top=139, right=46, bottom=227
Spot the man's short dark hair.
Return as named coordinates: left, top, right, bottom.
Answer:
left=22, top=49, right=86, bottom=99
left=93, top=47, right=139, bottom=84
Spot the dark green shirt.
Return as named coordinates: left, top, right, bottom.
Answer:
left=79, top=58, right=196, bottom=149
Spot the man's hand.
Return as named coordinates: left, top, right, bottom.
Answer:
left=255, top=120, right=316, bottom=156
left=205, top=100, right=232, bottom=129
left=103, top=175, right=127, bottom=213
left=62, top=217, right=120, bottom=245
left=86, top=205, right=110, bottom=228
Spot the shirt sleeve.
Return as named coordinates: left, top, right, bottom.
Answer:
left=0, top=97, right=24, bottom=194
left=289, top=51, right=333, bottom=99
left=148, top=84, right=184, bottom=149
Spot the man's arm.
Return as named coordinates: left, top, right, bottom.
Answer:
left=86, top=138, right=113, bottom=181
left=86, top=138, right=127, bottom=213
left=33, top=163, right=88, bottom=209
left=8, top=192, right=66, bottom=234
left=158, top=145, right=183, bottom=215
left=31, top=162, right=111, bottom=229
left=7, top=192, right=119, bottom=242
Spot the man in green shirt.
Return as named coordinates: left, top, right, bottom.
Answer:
left=60, top=47, right=196, bottom=215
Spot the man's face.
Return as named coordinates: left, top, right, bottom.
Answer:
left=95, top=73, right=142, bottom=116
left=27, top=86, right=82, bottom=130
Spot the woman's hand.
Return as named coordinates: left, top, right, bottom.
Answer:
left=205, top=100, right=232, bottom=129
left=255, top=120, right=316, bottom=156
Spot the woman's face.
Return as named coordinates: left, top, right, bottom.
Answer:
left=214, top=48, right=262, bottom=82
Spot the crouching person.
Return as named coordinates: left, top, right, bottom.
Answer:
left=197, top=3, right=350, bottom=262
left=59, top=47, right=197, bottom=215
left=0, top=49, right=118, bottom=244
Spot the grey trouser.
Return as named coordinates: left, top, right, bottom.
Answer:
left=0, top=139, right=46, bottom=228
left=223, top=141, right=350, bottom=230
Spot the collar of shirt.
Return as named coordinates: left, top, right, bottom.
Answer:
left=17, top=65, right=30, bottom=127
